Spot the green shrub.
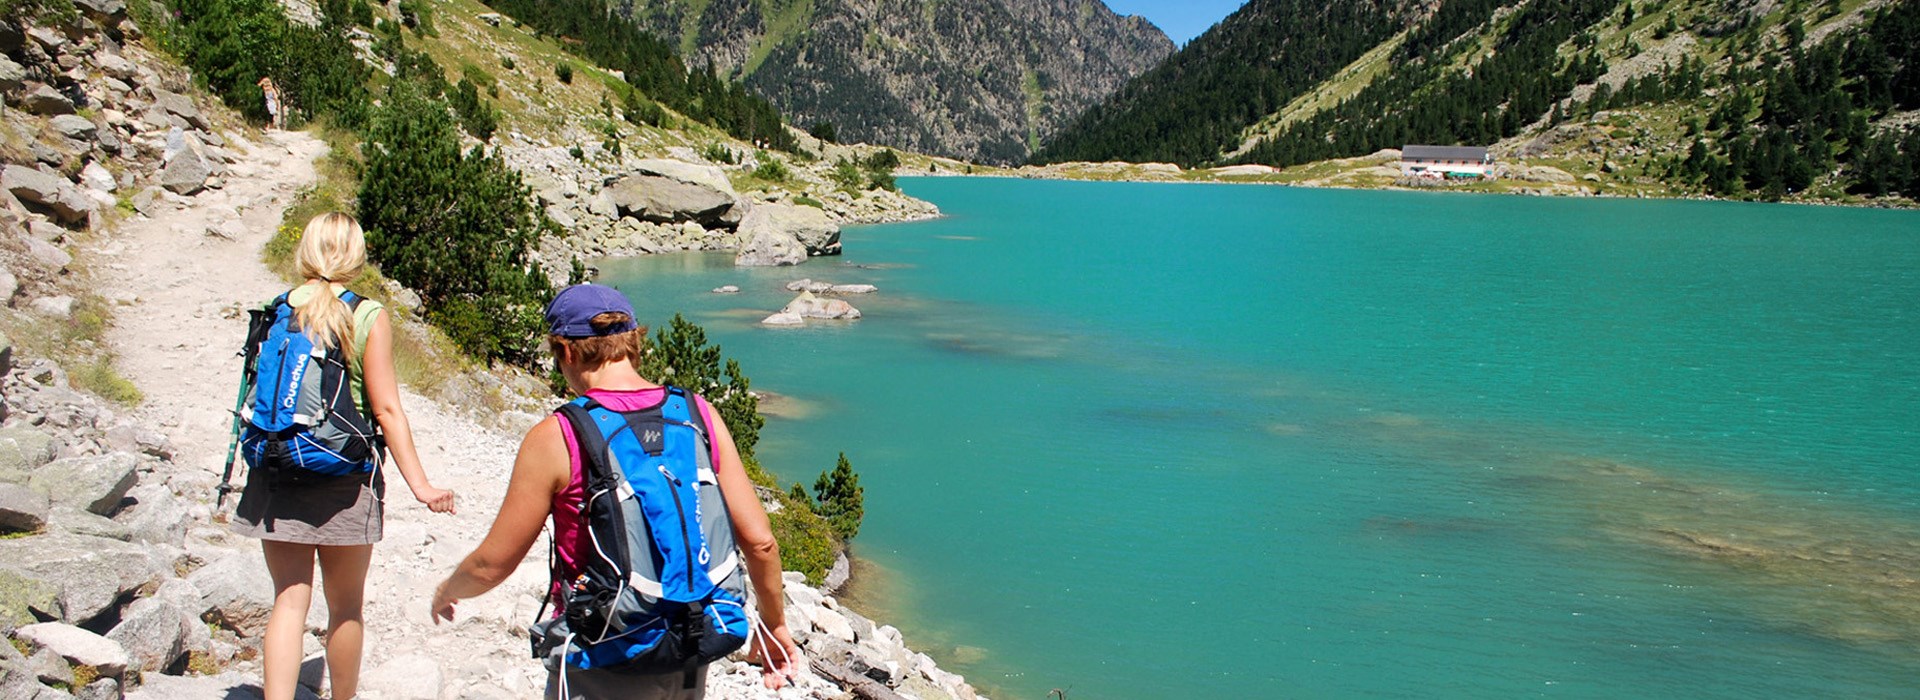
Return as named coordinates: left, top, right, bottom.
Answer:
left=500, top=55, right=516, bottom=71
left=555, top=62, right=574, bottom=84
left=638, top=315, right=763, bottom=458
left=701, top=142, right=737, bottom=165
left=793, top=195, right=825, bottom=209
left=449, top=78, right=498, bottom=141
left=808, top=121, right=838, bottom=143
left=769, top=496, right=837, bottom=585
left=358, top=83, right=551, bottom=367
left=813, top=453, right=864, bottom=540
left=829, top=158, right=862, bottom=189
left=752, top=155, right=790, bottom=183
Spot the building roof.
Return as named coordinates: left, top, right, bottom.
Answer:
left=1402, top=145, right=1490, bottom=161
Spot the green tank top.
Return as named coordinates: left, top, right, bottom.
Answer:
left=282, top=284, right=385, bottom=416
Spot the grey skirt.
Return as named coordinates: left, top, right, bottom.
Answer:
left=230, top=467, right=385, bottom=545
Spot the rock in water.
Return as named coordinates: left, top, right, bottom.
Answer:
left=734, top=204, right=841, bottom=266
left=779, top=291, right=862, bottom=320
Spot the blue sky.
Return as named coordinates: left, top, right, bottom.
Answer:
left=1102, top=0, right=1247, bottom=45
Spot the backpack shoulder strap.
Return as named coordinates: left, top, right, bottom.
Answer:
left=556, top=398, right=619, bottom=489
left=662, top=386, right=712, bottom=450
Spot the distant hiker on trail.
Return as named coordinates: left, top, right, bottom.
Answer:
left=258, top=75, right=282, bottom=130
left=225, top=212, right=457, bottom=700
left=429, top=284, right=800, bottom=699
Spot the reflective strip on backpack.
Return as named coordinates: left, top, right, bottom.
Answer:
left=628, top=572, right=665, bottom=600
left=706, top=550, right=739, bottom=587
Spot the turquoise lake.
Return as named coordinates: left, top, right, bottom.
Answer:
left=596, top=178, right=1920, bottom=699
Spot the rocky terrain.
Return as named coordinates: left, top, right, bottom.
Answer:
left=0, top=4, right=981, bottom=699
left=620, top=0, right=1174, bottom=165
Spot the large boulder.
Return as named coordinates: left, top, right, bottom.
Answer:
left=106, top=597, right=189, bottom=674
left=49, top=114, right=96, bottom=141
left=779, top=291, right=861, bottom=320
left=149, top=89, right=209, bottom=130
left=2, top=165, right=94, bottom=224
left=0, top=483, right=50, bottom=533
left=159, top=133, right=213, bottom=195
left=0, top=426, right=58, bottom=484
left=734, top=220, right=807, bottom=267
left=605, top=160, right=739, bottom=224
left=27, top=452, right=138, bottom=516
left=733, top=203, right=840, bottom=266
left=0, top=57, right=23, bottom=92
left=0, top=534, right=166, bottom=624
left=0, top=568, right=59, bottom=636
left=187, top=552, right=276, bottom=637
left=13, top=623, right=129, bottom=677
left=17, top=84, right=74, bottom=115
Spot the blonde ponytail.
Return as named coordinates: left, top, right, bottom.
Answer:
left=291, top=213, right=368, bottom=351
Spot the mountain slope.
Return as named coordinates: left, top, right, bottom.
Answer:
left=1038, top=0, right=1920, bottom=203
left=618, top=0, right=1175, bottom=164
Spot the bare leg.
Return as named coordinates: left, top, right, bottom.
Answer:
left=317, top=544, right=374, bottom=700
left=261, top=541, right=318, bottom=700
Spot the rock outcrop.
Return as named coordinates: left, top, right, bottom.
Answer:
left=734, top=203, right=841, bottom=266
left=605, top=159, right=741, bottom=225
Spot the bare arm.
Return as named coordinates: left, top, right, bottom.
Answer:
left=432, top=417, right=569, bottom=622
left=361, top=310, right=454, bottom=513
left=709, top=410, right=800, bottom=688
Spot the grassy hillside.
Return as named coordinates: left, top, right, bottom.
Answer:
left=1040, top=0, right=1920, bottom=205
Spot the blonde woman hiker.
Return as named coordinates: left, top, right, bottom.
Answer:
left=258, top=75, right=283, bottom=130
left=430, top=284, right=800, bottom=699
left=226, top=212, right=457, bottom=700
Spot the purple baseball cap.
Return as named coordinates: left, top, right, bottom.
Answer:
left=545, top=284, right=638, bottom=337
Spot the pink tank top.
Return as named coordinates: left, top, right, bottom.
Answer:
left=548, top=387, right=724, bottom=606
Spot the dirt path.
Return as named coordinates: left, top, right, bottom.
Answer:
left=96, top=129, right=553, bottom=698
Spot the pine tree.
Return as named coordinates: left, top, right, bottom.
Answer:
left=812, top=453, right=864, bottom=541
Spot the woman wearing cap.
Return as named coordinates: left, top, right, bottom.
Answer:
left=429, top=284, right=799, bottom=699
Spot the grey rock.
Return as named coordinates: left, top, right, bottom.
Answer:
left=14, top=622, right=130, bottom=677
left=29, top=143, right=62, bottom=167
left=94, top=53, right=136, bottom=81
left=112, top=484, right=187, bottom=547
left=361, top=653, right=443, bottom=699
left=0, top=482, right=50, bottom=533
left=106, top=597, right=189, bottom=674
left=478, top=12, right=502, bottom=26
left=734, top=204, right=839, bottom=266
left=0, top=22, right=16, bottom=54
left=28, top=219, right=64, bottom=241
left=0, top=567, right=58, bottom=637
left=47, top=507, right=131, bottom=541
left=50, top=114, right=96, bottom=141
left=23, top=27, right=63, bottom=53
left=28, top=295, right=73, bottom=319
left=102, top=423, right=171, bottom=460
left=79, top=161, right=114, bottom=193
left=0, top=534, right=164, bottom=624
left=122, top=670, right=323, bottom=700
left=76, top=677, right=121, bottom=700
left=0, top=426, right=59, bottom=484
left=606, top=160, right=739, bottom=224
left=28, top=452, right=137, bottom=515
left=129, top=186, right=163, bottom=216
left=0, top=56, right=23, bottom=92
left=26, top=646, right=69, bottom=686
left=829, top=284, right=878, bottom=294
left=0, top=329, right=11, bottom=373
left=26, top=238, right=69, bottom=272
left=759, top=311, right=804, bottom=326
left=187, top=552, right=276, bottom=637
left=74, top=0, right=127, bottom=21
left=711, top=285, right=740, bottom=294
left=18, top=84, right=74, bottom=115
left=779, top=291, right=861, bottom=320
left=3, top=165, right=94, bottom=224
left=149, top=90, right=208, bottom=130
left=159, top=136, right=212, bottom=195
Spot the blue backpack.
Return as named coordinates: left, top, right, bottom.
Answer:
left=531, top=387, right=750, bottom=686
left=237, top=290, right=381, bottom=478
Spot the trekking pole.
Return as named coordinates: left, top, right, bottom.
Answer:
left=218, top=304, right=270, bottom=509
left=215, top=370, right=250, bottom=509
